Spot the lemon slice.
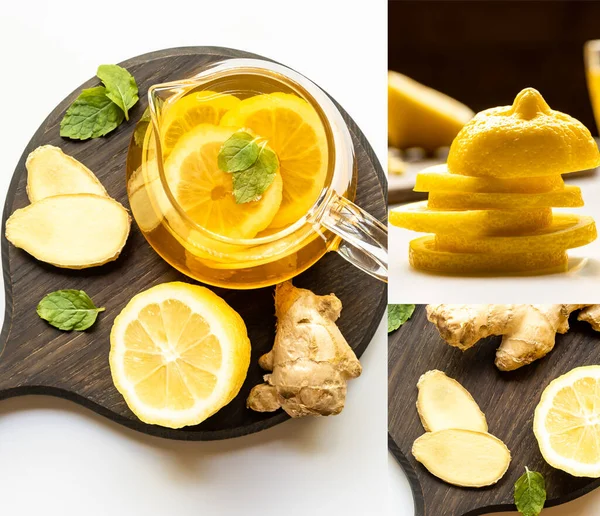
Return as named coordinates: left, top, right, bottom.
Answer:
left=110, top=282, right=251, bottom=428
left=165, top=124, right=283, bottom=239
left=220, top=92, right=328, bottom=229
left=534, top=366, right=600, bottom=477
left=161, top=91, right=240, bottom=155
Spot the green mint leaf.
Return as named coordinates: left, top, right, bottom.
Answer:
left=37, top=289, right=105, bottom=331
left=133, top=107, right=152, bottom=147
left=218, top=132, right=260, bottom=172
left=232, top=145, right=278, bottom=203
left=514, top=467, right=546, bottom=516
left=97, top=64, right=139, bottom=120
left=388, top=304, right=415, bottom=333
left=60, top=86, right=124, bottom=140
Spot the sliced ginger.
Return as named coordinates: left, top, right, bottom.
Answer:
left=413, top=369, right=510, bottom=487
left=390, top=202, right=552, bottom=236
left=415, top=164, right=565, bottom=194
left=436, top=214, right=597, bottom=254
left=412, top=429, right=511, bottom=488
left=410, top=236, right=568, bottom=275
left=26, top=145, right=108, bottom=202
left=247, top=281, right=361, bottom=417
left=416, top=370, right=487, bottom=433
left=6, top=194, right=131, bottom=269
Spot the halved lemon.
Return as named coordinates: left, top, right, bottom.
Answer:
left=110, top=282, right=251, bottom=428
left=165, top=124, right=282, bottom=239
left=161, top=91, right=240, bottom=155
left=220, top=92, right=328, bottom=229
left=534, top=366, right=600, bottom=477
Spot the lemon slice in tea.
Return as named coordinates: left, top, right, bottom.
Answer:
left=220, top=92, right=328, bottom=229
left=110, top=282, right=251, bottom=429
left=164, top=124, right=283, bottom=239
left=161, top=91, right=240, bottom=155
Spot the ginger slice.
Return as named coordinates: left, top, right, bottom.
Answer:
left=409, top=235, right=568, bottom=275
left=427, top=185, right=583, bottom=210
left=412, top=429, right=511, bottom=488
left=26, top=145, right=108, bottom=202
left=436, top=214, right=597, bottom=254
left=390, top=202, right=552, bottom=236
left=417, top=370, right=487, bottom=433
left=247, top=281, right=361, bottom=417
left=6, top=194, right=131, bottom=269
left=415, top=164, right=564, bottom=194
left=426, top=304, right=591, bottom=371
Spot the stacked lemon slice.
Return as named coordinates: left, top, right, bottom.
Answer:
left=390, top=88, right=600, bottom=274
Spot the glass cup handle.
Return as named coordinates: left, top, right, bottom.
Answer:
left=317, top=194, right=388, bottom=282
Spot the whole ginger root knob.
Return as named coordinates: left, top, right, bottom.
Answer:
left=426, top=304, right=595, bottom=371
left=247, top=281, right=361, bottom=417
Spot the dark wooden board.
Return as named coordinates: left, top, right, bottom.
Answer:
left=389, top=305, right=600, bottom=516
left=0, top=47, right=386, bottom=441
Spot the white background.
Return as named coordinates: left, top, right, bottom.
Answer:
left=0, top=2, right=391, bottom=516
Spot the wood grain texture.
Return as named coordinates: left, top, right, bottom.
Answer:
left=389, top=305, right=600, bottom=516
left=0, top=47, right=387, bottom=440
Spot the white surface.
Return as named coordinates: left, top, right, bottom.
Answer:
left=389, top=174, right=600, bottom=304
left=0, top=2, right=388, bottom=516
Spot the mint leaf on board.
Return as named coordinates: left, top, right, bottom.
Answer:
left=388, top=304, right=415, bottom=333
left=37, top=289, right=105, bottom=331
left=232, top=145, right=278, bottom=203
left=514, top=468, right=546, bottom=516
left=97, top=64, right=139, bottom=120
left=218, top=132, right=260, bottom=172
left=60, top=86, right=124, bottom=140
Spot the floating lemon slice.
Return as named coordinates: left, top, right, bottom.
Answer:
left=110, top=282, right=251, bottom=428
left=220, top=92, right=328, bottom=229
left=161, top=91, right=240, bottom=155
left=534, top=366, right=600, bottom=477
left=164, top=124, right=282, bottom=239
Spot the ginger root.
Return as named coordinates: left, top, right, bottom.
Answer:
left=247, top=281, right=361, bottom=417
left=426, top=304, right=598, bottom=371
left=413, top=369, right=510, bottom=487
left=26, top=145, right=108, bottom=202
left=6, top=194, right=131, bottom=269
left=412, top=429, right=511, bottom=488
left=417, top=370, right=487, bottom=433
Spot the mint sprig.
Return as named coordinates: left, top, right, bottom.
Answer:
left=97, top=64, right=139, bottom=120
left=514, top=467, right=546, bottom=516
left=388, top=304, right=415, bottom=333
left=217, top=132, right=278, bottom=204
left=37, top=289, right=105, bottom=331
left=60, top=65, right=139, bottom=140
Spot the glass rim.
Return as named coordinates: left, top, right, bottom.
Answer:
left=147, top=57, right=354, bottom=247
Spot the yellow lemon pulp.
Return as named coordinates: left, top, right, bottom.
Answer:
left=110, top=282, right=251, bottom=429
left=534, top=366, right=600, bottom=477
left=164, top=124, right=283, bottom=239
left=388, top=71, right=474, bottom=151
left=160, top=91, right=240, bottom=155
left=220, top=92, right=328, bottom=229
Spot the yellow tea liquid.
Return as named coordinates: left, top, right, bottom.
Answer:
left=587, top=68, right=600, bottom=134
left=126, top=73, right=349, bottom=289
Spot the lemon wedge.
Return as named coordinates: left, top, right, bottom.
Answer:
left=110, top=282, right=251, bottom=428
left=220, top=93, right=328, bottom=229
left=534, top=366, right=600, bottom=477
